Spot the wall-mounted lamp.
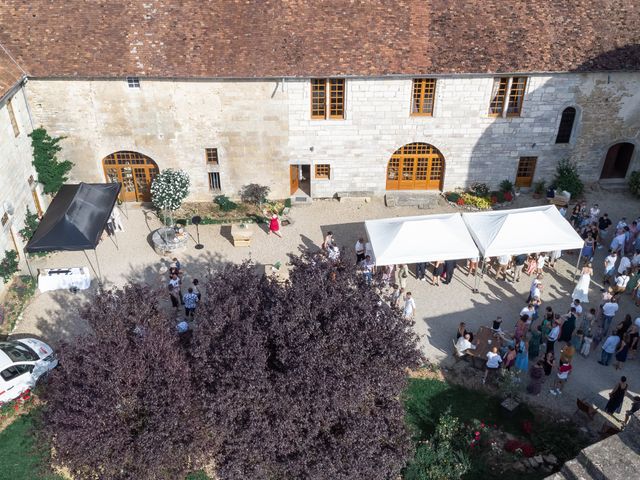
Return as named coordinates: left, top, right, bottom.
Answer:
left=3, top=201, right=15, bottom=216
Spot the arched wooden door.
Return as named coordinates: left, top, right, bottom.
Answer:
left=386, top=143, right=445, bottom=190
left=102, top=151, right=159, bottom=202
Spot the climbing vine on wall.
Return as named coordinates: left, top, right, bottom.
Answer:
left=29, top=127, right=74, bottom=194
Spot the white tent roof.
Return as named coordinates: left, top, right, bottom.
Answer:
left=461, top=205, right=584, bottom=257
left=365, top=213, right=480, bottom=266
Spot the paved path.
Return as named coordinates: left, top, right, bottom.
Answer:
left=11, top=190, right=640, bottom=421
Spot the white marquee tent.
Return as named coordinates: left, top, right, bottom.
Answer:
left=461, top=205, right=584, bottom=257
left=364, top=213, right=479, bottom=266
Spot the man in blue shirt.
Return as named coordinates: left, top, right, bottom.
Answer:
left=598, top=334, right=621, bottom=366
left=183, top=287, right=199, bottom=319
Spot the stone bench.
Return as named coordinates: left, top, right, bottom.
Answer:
left=336, top=191, right=372, bottom=203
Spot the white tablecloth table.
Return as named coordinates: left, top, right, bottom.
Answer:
left=38, top=267, right=91, bottom=292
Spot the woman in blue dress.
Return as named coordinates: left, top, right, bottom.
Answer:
left=515, top=338, right=529, bottom=373
left=581, top=234, right=594, bottom=261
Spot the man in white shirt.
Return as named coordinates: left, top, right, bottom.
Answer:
left=614, top=271, right=630, bottom=293
left=602, top=300, right=619, bottom=334
left=570, top=299, right=583, bottom=317
left=403, top=292, right=416, bottom=320
left=598, top=334, right=621, bottom=366
left=355, top=237, right=366, bottom=265
left=603, top=251, right=618, bottom=285
left=546, top=321, right=561, bottom=353
left=618, top=255, right=631, bottom=275
left=455, top=333, right=476, bottom=356
left=520, top=304, right=535, bottom=321
left=483, top=347, right=502, bottom=384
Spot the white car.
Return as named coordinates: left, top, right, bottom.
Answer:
left=0, top=338, right=58, bottom=404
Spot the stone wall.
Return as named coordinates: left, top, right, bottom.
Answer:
left=25, top=72, right=640, bottom=201
left=26, top=79, right=290, bottom=201
left=0, top=86, right=42, bottom=295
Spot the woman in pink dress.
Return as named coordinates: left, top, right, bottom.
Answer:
left=268, top=213, right=282, bottom=237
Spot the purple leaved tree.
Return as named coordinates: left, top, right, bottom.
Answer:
left=39, top=284, right=208, bottom=480
left=192, top=255, right=423, bottom=480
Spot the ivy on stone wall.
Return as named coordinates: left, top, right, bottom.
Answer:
left=19, top=207, right=40, bottom=242
left=0, top=250, right=19, bottom=283
left=29, top=127, right=74, bottom=195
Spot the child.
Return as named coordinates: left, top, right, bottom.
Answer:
left=581, top=332, right=593, bottom=357
left=550, top=360, right=572, bottom=396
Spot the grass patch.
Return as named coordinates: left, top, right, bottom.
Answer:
left=1, top=275, right=37, bottom=335
left=404, top=377, right=534, bottom=440
left=0, top=410, right=62, bottom=480
left=403, top=378, right=590, bottom=480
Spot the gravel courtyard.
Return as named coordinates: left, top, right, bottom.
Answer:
left=11, top=189, right=640, bottom=422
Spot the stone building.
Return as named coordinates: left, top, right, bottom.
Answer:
left=1, top=0, right=640, bottom=291
left=0, top=48, right=44, bottom=293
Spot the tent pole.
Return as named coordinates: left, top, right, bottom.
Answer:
left=95, top=249, right=103, bottom=286
left=23, top=249, right=35, bottom=280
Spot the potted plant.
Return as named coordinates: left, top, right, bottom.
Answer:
left=532, top=180, right=546, bottom=199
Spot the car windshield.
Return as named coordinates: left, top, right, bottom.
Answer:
left=0, top=341, right=39, bottom=362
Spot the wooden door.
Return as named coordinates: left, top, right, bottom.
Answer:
left=290, top=165, right=299, bottom=195
left=601, top=143, right=634, bottom=179
left=31, top=189, right=43, bottom=217
left=386, top=143, right=445, bottom=190
left=515, top=157, right=537, bottom=187
left=103, top=152, right=158, bottom=201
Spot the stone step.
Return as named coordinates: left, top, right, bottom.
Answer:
left=385, top=191, right=442, bottom=209
left=598, top=179, right=629, bottom=192
left=559, top=458, right=596, bottom=480
left=290, top=195, right=312, bottom=206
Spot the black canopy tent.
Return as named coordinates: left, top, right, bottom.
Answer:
left=25, top=182, right=121, bottom=282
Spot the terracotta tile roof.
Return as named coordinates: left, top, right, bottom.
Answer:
left=0, top=0, right=639, bottom=80
left=0, top=46, right=24, bottom=99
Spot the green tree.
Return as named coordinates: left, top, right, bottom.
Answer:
left=554, top=159, right=584, bottom=198
left=29, top=128, right=73, bottom=194
left=150, top=169, right=190, bottom=225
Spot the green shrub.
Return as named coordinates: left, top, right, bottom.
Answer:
left=0, top=250, right=19, bottom=283
left=554, top=159, right=584, bottom=198
left=214, top=195, right=238, bottom=212
left=629, top=171, right=640, bottom=197
left=499, top=179, right=513, bottom=193
left=445, top=192, right=460, bottom=203
left=404, top=410, right=470, bottom=480
left=470, top=182, right=490, bottom=197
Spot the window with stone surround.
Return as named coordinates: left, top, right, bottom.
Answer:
left=208, top=172, right=221, bottom=191
left=6, top=98, right=19, bottom=136
left=311, top=79, right=345, bottom=119
left=489, top=77, right=527, bottom=117
left=205, top=148, right=219, bottom=165
left=555, top=107, right=577, bottom=143
left=411, top=79, right=436, bottom=116
left=1, top=212, right=8, bottom=226
left=315, top=164, right=330, bottom=179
